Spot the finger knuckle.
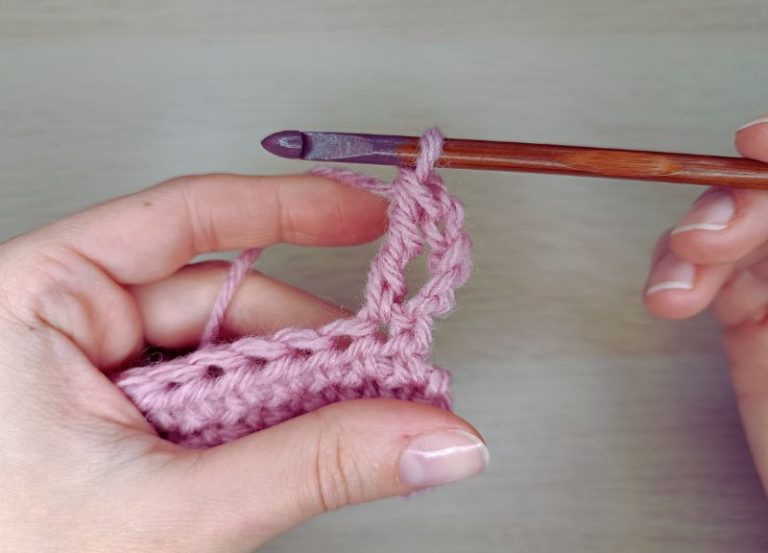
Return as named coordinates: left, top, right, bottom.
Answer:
left=267, top=180, right=296, bottom=243
left=311, top=410, right=364, bottom=512
left=157, top=175, right=230, bottom=253
left=13, top=251, right=85, bottom=325
left=0, top=243, right=66, bottom=320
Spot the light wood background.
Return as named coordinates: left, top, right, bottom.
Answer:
left=2, top=1, right=768, bottom=551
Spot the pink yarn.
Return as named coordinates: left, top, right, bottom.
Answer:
left=114, top=128, right=472, bottom=448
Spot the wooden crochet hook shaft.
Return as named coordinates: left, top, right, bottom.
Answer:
left=261, top=130, right=768, bottom=190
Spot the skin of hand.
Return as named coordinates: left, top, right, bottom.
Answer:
left=0, top=174, right=488, bottom=552
left=645, top=116, right=768, bottom=493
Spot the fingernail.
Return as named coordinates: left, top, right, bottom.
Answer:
left=399, top=429, right=489, bottom=489
left=671, top=189, right=735, bottom=235
left=737, top=116, right=768, bottom=132
left=646, top=251, right=696, bottom=295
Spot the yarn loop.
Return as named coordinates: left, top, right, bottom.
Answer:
left=115, top=128, right=472, bottom=448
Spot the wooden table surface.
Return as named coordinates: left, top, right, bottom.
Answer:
left=2, top=2, right=768, bottom=551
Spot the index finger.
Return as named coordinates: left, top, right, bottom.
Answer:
left=30, top=173, right=387, bottom=285
left=736, top=117, right=768, bottom=163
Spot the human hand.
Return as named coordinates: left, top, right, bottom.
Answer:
left=644, top=116, right=768, bottom=492
left=0, top=174, right=488, bottom=552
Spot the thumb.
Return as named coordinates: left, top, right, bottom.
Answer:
left=177, top=399, right=488, bottom=549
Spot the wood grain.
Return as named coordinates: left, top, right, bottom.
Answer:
left=395, top=138, right=768, bottom=188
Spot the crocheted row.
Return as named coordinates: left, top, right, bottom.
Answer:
left=114, top=128, right=472, bottom=448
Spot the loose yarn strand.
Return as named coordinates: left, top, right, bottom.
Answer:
left=199, top=248, right=261, bottom=346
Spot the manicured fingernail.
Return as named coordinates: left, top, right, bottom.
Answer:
left=737, top=116, right=768, bottom=132
left=646, top=251, right=695, bottom=295
left=671, top=189, right=735, bottom=235
left=399, top=429, right=489, bottom=488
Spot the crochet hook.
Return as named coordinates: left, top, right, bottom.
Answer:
left=261, top=130, right=768, bottom=190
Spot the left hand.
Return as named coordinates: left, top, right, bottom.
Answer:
left=0, top=173, right=488, bottom=552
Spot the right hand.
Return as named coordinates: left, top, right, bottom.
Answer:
left=644, top=115, right=768, bottom=493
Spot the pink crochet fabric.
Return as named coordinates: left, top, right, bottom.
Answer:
left=115, top=128, right=471, bottom=448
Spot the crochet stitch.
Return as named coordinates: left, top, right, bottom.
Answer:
left=115, top=128, right=472, bottom=448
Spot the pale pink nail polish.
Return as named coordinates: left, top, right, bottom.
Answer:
left=399, top=429, right=489, bottom=489
left=646, top=251, right=696, bottom=296
left=671, top=189, right=735, bottom=235
left=737, top=116, right=768, bottom=132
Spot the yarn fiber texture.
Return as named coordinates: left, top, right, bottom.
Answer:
left=115, top=128, right=472, bottom=448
